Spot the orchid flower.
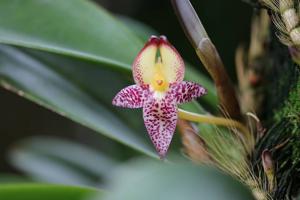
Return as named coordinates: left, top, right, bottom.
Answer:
left=112, top=35, right=207, bottom=158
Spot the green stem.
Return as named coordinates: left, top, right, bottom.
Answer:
left=178, top=109, right=251, bottom=139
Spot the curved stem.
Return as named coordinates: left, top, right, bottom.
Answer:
left=178, top=109, right=250, bottom=138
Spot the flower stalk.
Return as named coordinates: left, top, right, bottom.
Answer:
left=178, top=109, right=251, bottom=140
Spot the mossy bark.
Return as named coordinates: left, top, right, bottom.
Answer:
left=244, top=2, right=300, bottom=199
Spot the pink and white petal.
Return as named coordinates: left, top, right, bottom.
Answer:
left=143, top=95, right=178, bottom=158
left=169, top=81, right=207, bottom=104
left=112, top=85, right=149, bottom=108
left=132, top=36, right=159, bottom=85
left=159, top=36, right=185, bottom=83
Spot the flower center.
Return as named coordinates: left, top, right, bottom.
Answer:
left=152, top=73, right=168, bottom=92
left=151, top=57, right=169, bottom=92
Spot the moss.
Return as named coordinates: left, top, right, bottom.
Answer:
left=250, top=14, right=300, bottom=200
left=235, top=1, right=300, bottom=198
left=275, top=78, right=300, bottom=135
left=274, top=77, right=300, bottom=165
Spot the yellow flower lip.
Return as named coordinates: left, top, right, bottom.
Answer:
left=150, top=57, right=169, bottom=92
left=132, top=35, right=185, bottom=87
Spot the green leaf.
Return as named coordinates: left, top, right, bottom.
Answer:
left=0, top=184, right=103, bottom=200
left=20, top=48, right=146, bottom=132
left=9, top=147, right=96, bottom=186
left=117, top=16, right=158, bottom=42
left=0, top=45, right=156, bottom=158
left=9, top=136, right=118, bottom=185
left=0, top=0, right=141, bottom=71
left=102, top=159, right=255, bottom=200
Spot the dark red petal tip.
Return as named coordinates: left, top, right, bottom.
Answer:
left=159, top=35, right=168, bottom=42
left=149, top=35, right=160, bottom=43
left=147, top=35, right=170, bottom=46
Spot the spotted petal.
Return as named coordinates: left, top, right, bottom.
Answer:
left=143, top=94, right=177, bottom=158
left=132, top=35, right=185, bottom=85
left=112, top=85, right=149, bottom=108
left=169, top=81, right=207, bottom=104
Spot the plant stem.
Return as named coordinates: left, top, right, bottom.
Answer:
left=178, top=109, right=250, bottom=139
left=171, top=0, right=242, bottom=120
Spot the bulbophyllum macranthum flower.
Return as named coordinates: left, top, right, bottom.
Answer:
left=112, top=35, right=207, bottom=158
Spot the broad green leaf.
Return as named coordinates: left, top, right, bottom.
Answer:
left=22, top=48, right=145, bottom=132
left=9, top=147, right=95, bottom=186
left=9, top=136, right=118, bottom=185
left=0, top=45, right=156, bottom=158
left=117, top=16, right=158, bottom=42
left=0, top=0, right=141, bottom=71
left=0, top=184, right=103, bottom=200
left=102, top=159, right=255, bottom=200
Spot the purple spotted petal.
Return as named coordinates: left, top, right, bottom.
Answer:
left=169, top=81, right=207, bottom=104
left=143, top=93, right=177, bottom=158
left=112, top=85, right=149, bottom=108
